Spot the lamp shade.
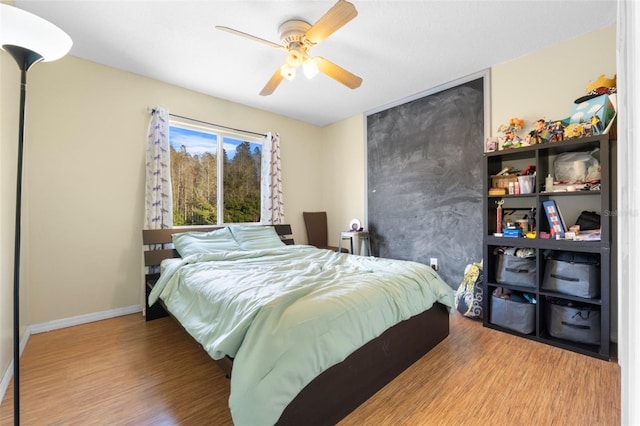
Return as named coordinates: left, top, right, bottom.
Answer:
left=0, top=3, right=72, bottom=61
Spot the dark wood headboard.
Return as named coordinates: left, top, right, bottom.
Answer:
left=142, top=224, right=293, bottom=323
left=142, top=224, right=294, bottom=270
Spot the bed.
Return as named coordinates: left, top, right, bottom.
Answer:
left=143, top=224, right=453, bottom=425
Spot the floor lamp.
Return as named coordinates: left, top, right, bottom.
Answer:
left=0, top=4, right=72, bottom=425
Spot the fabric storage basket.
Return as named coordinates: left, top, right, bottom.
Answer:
left=495, top=253, right=536, bottom=288
left=542, top=259, right=600, bottom=298
left=546, top=303, right=601, bottom=345
left=490, top=288, right=535, bottom=334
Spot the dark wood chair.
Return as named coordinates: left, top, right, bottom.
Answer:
left=303, top=211, right=347, bottom=252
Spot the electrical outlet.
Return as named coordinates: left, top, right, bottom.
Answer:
left=429, top=258, right=438, bottom=271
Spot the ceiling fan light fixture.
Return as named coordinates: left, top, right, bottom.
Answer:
left=285, top=47, right=305, bottom=67
left=303, top=57, right=319, bottom=79
left=280, top=63, right=296, bottom=80
left=217, top=0, right=361, bottom=95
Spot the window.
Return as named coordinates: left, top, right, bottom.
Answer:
left=169, top=121, right=262, bottom=226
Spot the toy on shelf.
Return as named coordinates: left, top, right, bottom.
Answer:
left=564, top=123, right=585, bottom=139
left=575, top=74, right=617, bottom=104
left=548, top=120, right=566, bottom=142
left=570, top=74, right=617, bottom=138
left=526, top=118, right=550, bottom=145
left=497, top=117, right=525, bottom=150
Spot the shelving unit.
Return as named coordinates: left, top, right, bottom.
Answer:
left=482, top=134, right=613, bottom=360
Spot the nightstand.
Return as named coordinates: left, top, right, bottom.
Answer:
left=339, top=231, right=372, bottom=256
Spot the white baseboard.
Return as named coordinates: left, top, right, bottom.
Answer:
left=0, top=305, right=142, bottom=404
left=0, top=328, right=30, bottom=408
left=29, top=305, right=141, bottom=334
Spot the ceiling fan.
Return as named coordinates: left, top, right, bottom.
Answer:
left=216, top=0, right=362, bottom=96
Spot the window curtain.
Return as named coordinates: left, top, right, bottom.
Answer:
left=143, top=107, right=173, bottom=314
left=260, top=132, right=284, bottom=224
left=145, top=107, right=173, bottom=230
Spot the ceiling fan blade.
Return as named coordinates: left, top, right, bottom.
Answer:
left=260, top=69, right=285, bottom=96
left=304, top=0, right=357, bottom=45
left=315, top=57, right=362, bottom=89
left=216, top=26, right=284, bottom=50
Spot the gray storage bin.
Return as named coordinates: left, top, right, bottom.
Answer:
left=542, top=259, right=600, bottom=298
left=496, top=254, right=536, bottom=288
left=546, top=303, right=601, bottom=345
left=490, top=289, right=535, bottom=334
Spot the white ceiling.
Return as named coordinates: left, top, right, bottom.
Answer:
left=15, top=0, right=616, bottom=127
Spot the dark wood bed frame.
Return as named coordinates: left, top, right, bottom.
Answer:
left=143, top=225, right=450, bottom=425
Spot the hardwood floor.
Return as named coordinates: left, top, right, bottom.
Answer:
left=0, top=312, right=620, bottom=425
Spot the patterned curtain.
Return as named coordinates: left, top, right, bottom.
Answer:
left=260, top=132, right=284, bottom=224
left=142, top=107, right=173, bottom=315
left=145, top=107, right=173, bottom=230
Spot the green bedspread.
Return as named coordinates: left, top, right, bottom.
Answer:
left=149, top=245, right=453, bottom=425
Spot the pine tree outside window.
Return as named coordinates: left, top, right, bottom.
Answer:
left=169, top=121, right=262, bottom=226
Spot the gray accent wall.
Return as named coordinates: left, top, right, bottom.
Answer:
left=366, top=77, right=484, bottom=288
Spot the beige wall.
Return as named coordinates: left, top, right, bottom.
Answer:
left=318, top=114, right=366, bottom=248
left=0, top=23, right=617, bottom=384
left=491, top=25, right=617, bottom=136
left=23, top=55, right=324, bottom=324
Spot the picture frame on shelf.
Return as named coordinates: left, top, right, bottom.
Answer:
left=485, top=137, right=498, bottom=152
left=542, top=200, right=567, bottom=238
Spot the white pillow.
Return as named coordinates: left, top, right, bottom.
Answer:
left=172, top=227, right=241, bottom=257
left=229, top=225, right=285, bottom=250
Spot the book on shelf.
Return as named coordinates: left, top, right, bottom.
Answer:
left=542, top=200, right=567, bottom=238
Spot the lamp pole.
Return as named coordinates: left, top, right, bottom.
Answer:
left=3, top=45, right=43, bottom=426
left=1, top=4, right=72, bottom=424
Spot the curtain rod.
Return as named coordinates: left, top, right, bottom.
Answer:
left=148, top=108, right=267, bottom=137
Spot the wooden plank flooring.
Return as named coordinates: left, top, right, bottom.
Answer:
left=0, top=312, right=620, bottom=425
